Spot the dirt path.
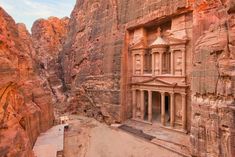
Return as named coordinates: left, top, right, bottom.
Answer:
left=64, top=116, right=183, bottom=157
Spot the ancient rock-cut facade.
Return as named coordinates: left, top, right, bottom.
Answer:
left=59, top=0, right=235, bottom=156
left=129, top=22, right=190, bottom=132
left=0, top=0, right=234, bottom=157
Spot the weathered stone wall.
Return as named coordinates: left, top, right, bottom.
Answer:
left=61, top=0, right=122, bottom=123
left=0, top=7, right=54, bottom=157
left=60, top=0, right=191, bottom=124
left=60, top=0, right=235, bottom=156
left=190, top=0, right=235, bottom=157
left=32, top=17, right=69, bottom=103
left=0, top=0, right=234, bottom=156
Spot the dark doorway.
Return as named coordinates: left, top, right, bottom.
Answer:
left=144, top=91, right=148, bottom=120
left=152, top=91, right=161, bottom=123
left=165, top=94, right=170, bottom=125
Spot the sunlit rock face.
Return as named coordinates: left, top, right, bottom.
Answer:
left=60, top=0, right=235, bottom=156
left=0, top=0, right=234, bottom=156
left=32, top=17, right=69, bottom=103
left=0, top=7, right=54, bottom=157
left=60, top=0, right=123, bottom=124
left=190, top=0, right=235, bottom=157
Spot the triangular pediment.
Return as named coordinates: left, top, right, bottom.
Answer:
left=130, top=39, right=147, bottom=49
left=151, top=36, right=168, bottom=47
left=133, top=77, right=177, bottom=87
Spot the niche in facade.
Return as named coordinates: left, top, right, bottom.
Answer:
left=129, top=19, right=188, bottom=76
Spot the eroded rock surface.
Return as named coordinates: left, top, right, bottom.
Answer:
left=60, top=0, right=122, bottom=124
left=0, top=7, right=54, bottom=157
left=60, top=0, right=190, bottom=124
left=60, top=0, right=235, bottom=156
left=0, top=0, right=234, bottom=157
left=190, top=0, right=235, bottom=157
left=32, top=17, right=69, bottom=103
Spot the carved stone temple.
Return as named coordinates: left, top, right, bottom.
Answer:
left=1, top=0, right=235, bottom=157
left=126, top=15, right=191, bottom=132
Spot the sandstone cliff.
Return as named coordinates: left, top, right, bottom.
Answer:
left=60, top=0, right=122, bottom=123
left=190, top=0, right=235, bottom=157
left=0, top=7, right=54, bottom=157
left=60, top=0, right=235, bottom=156
left=0, top=0, right=234, bottom=157
left=60, top=0, right=189, bottom=124
left=32, top=17, right=69, bottom=103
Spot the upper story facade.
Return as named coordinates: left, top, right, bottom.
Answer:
left=128, top=14, right=192, bottom=88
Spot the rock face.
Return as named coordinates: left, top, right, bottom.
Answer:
left=190, top=0, right=235, bottom=157
left=0, top=7, right=54, bottom=157
left=61, top=0, right=122, bottom=123
left=0, top=0, right=234, bottom=157
left=61, top=0, right=189, bottom=124
left=60, top=0, right=235, bottom=156
left=32, top=17, right=69, bottom=103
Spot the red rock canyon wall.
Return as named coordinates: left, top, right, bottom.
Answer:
left=31, top=17, right=69, bottom=103
left=61, top=0, right=235, bottom=156
left=0, top=0, right=234, bottom=157
left=0, top=7, right=54, bottom=157
left=190, top=0, right=235, bottom=157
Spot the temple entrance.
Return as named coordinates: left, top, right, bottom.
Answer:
left=152, top=91, right=161, bottom=123
left=144, top=91, right=149, bottom=121
left=165, top=93, right=171, bottom=125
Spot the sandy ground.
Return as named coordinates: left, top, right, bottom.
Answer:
left=64, top=116, right=182, bottom=157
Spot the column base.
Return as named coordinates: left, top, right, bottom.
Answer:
left=160, top=125, right=188, bottom=134
left=132, top=118, right=153, bottom=125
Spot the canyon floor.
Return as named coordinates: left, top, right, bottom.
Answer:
left=61, top=116, right=184, bottom=157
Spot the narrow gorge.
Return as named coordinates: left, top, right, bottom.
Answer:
left=0, top=0, right=235, bottom=157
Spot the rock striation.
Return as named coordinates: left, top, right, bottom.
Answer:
left=32, top=17, right=69, bottom=103
left=60, top=0, right=235, bottom=156
left=190, top=0, right=235, bottom=157
left=61, top=0, right=190, bottom=120
left=0, top=7, right=54, bottom=157
left=60, top=0, right=122, bottom=123
left=0, top=0, right=234, bottom=157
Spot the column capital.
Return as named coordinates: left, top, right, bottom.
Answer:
left=180, top=48, right=186, bottom=51
left=151, top=50, right=156, bottom=54
left=181, top=93, right=187, bottom=96
left=160, top=91, right=166, bottom=95
left=131, top=52, right=137, bottom=55
left=170, top=49, right=175, bottom=53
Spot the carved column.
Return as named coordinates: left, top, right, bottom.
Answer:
left=170, top=92, right=175, bottom=127
left=140, top=53, right=144, bottom=75
left=159, top=52, right=163, bottom=75
left=152, top=52, right=155, bottom=76
left=161, top=92, right=165, bottom=126
left=132, top=89, right=137, bottom=118
left=148, top=90, right=152, bottom=122
left=140, top=90, right=145, bottom=120
left=171, top=50, right=174, bottom=75
left=182, top=93, right=187, bottom=131
left=181, top=48, right=186, bottom=76
left=132, top=54, right=135, bottom=75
